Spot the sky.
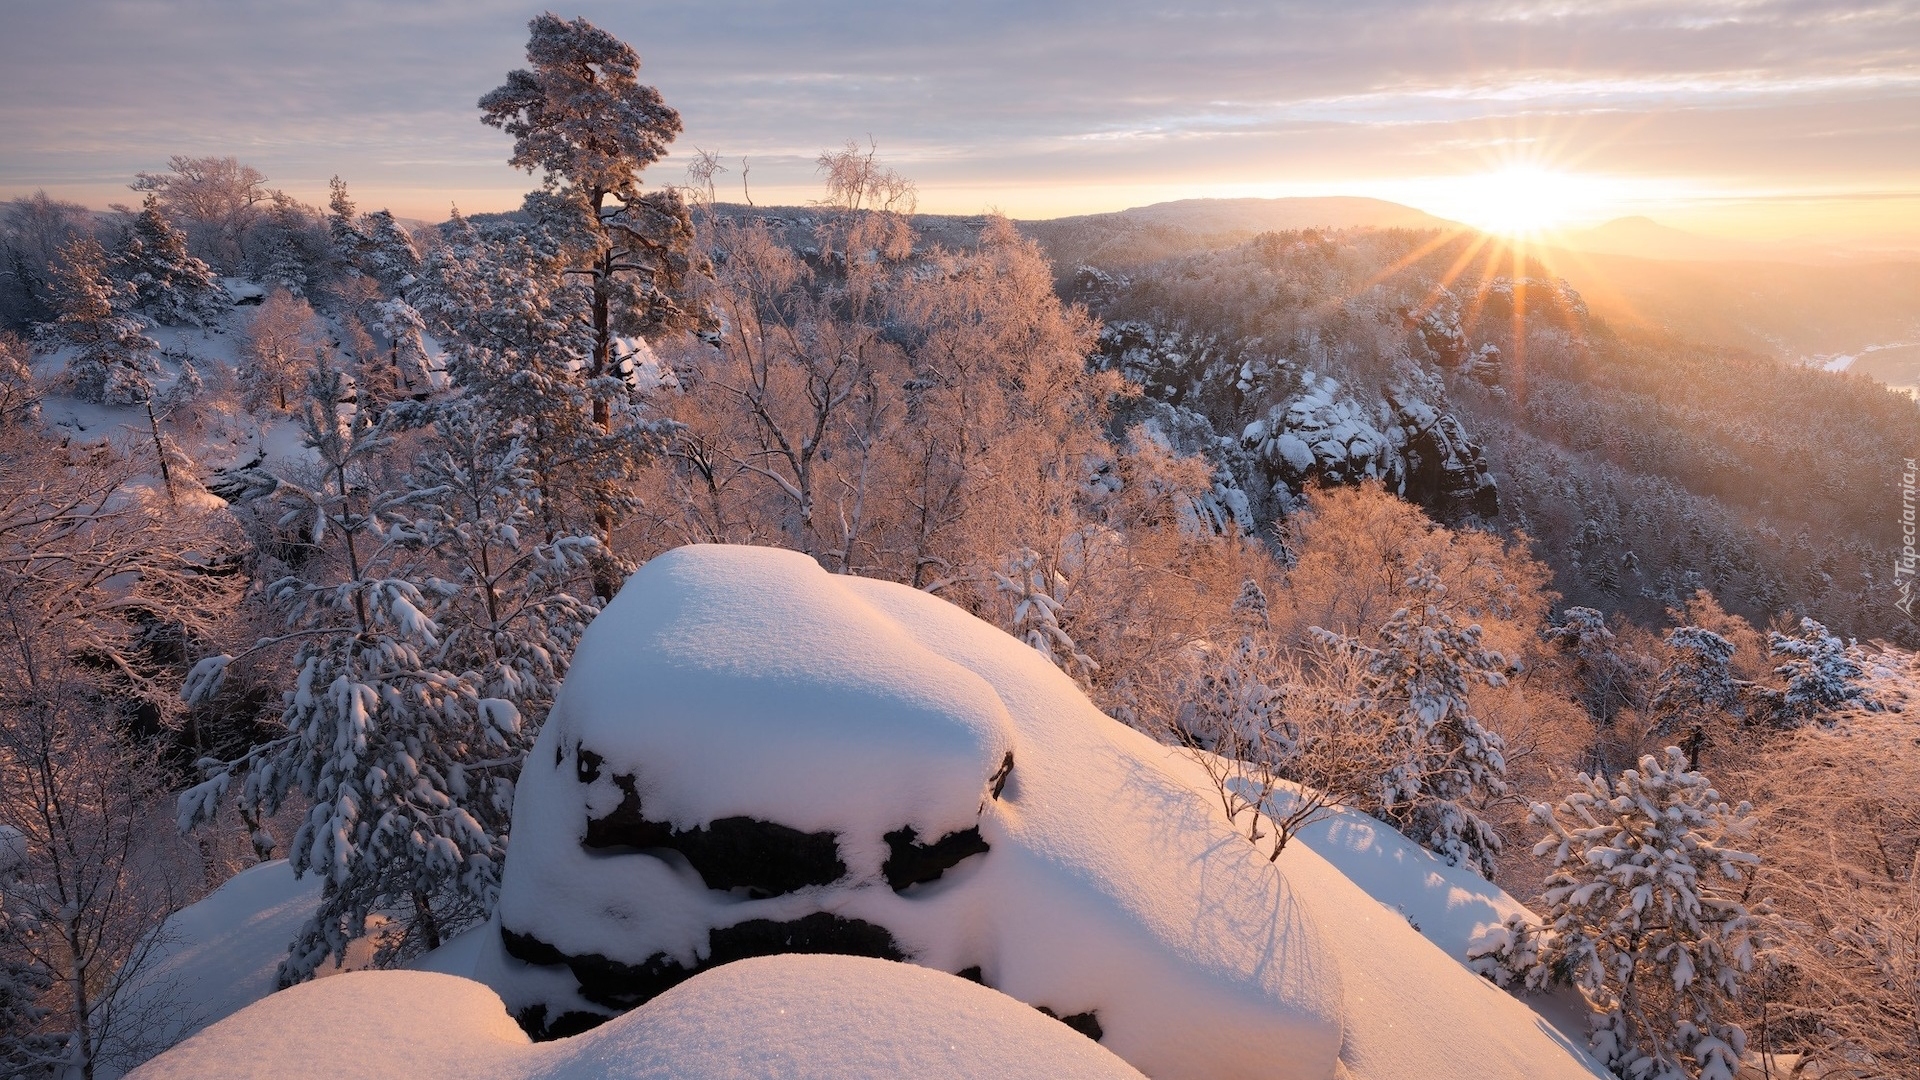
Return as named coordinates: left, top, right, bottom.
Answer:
left=2, top=0, right=1917, bottom=245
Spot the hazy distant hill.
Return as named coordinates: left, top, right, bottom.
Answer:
left=1548, top=215, right=1918, bottom=266
left=1527, top=244, right=1920, bottom=359
left=1051, top=196, right=1459, bottom=233
left=1019, top=196, right=1460, bottom=268
left=1554, top=216, right=1768, bottom=262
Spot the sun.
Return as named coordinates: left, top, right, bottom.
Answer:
left=1452, top=166, right=1582, bottom=237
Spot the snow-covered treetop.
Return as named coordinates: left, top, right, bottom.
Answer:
left=479, top=13, right=681, bottom=203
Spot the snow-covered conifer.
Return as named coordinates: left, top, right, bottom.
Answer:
left=404, top=403, right=600, bottom=731
left=418, top=210, right=666, bottom=569
left=262, top=238, right=308, bottom=297
left=1548, top=605, right=1645, bottom=725
left=371, top=297, right=431, bottom=394
left=479, top=13, right=701, bottom=429
left=325, top=176, right=365, bottom=261
left=180, top=357, right=521, bottom=980
left=37, top=237, right=159, bottom=405
left=361, top=211, right=420, bottom=295
left=1230, top=576, right=1270, bottom=628
left=1480, top=749, right=1762, bottom=1080
left=1652, top=627, right=1739, bottom=763
left=1768, top=616, right=1881, bottom=722
left=117, top=194, right=222, bottom=326
left=1311, top=563, right=1510, bottom=877
left=327, top=178, right=421, bottom=301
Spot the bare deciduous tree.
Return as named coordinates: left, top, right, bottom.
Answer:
left=238, top=288, right=317, bottom=412
left=0, top=667, right=183, bottom=1080
left=131, top=156, right=271, bottom=271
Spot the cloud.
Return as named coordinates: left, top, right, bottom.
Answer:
left=1, top=0, right=1915, bottom=226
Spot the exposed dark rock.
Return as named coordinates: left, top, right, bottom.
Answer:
left=582, top=772, right=846, bottom=897
left=955, top=965, right=986, bottom=984
left=514, top=1004, right=611, bottom=1042
left=1398, top=404, right=1500, bottom=523
left=989, top=751, right=1014, bottom=799
left=1037, top=1006, right=1105, bottom=1042
left=503, top=913, right=906, bottom=1037
left=882, top=825, right=990, bottom=892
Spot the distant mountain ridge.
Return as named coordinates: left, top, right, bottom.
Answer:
left=1035, top=196, right=1463, bottom=234
left=1017, top=197, right=1463, bottom=272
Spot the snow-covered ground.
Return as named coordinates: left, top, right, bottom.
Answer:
left=31, top=280, right=450, bottom=493
left=1808, top=340, right=1917, bottom=375
left=103, top=860, right=382, bottom=1078
left=130, top=957, right=1150, bottom=1080
left=130, top=544, right=1604, bottom=1080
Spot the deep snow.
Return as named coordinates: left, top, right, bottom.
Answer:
left=129, top=957, right=1149, bottom=1080
left=130, top=545, right=1604, bottom=1080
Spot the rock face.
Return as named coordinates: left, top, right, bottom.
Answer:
left=476, top=545, right=1345, bottom=1080
left=1099, top=322, right=1500, bottom=527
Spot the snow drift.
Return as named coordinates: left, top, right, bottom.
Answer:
left=130, top=957, right=1147, bottom=1080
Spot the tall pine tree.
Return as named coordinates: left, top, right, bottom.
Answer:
left=478, top=12, right=700, bottom=431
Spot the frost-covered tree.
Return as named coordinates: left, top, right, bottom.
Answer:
left=1230, top=576, right=1270, bottom=628
left=1547, top=606, right=1643, bottom=726
left=1476, top=749, right=1762, bottom=1080
left=419, top=209, right=666, bottom=574
left=0, top=408, right=242, bottom=1074
left=1652, top=627, right=1739, bottom=764
left=0, top=682, right=181, bottom=1080
left=1, top=191, right=95, bottom=330
left=180, top=359, right=523, bottom=980
left=117, top=194, right=222, bottom=326
left=403, top=403, right=600, bottom=731
left=479, top=12, right=700, bottom=429
left=994, top=547, right=1097, bottom=683
left=1768, top=617, right=1881, bottom=722
left=239, top=288, right=318, bottom=411
left=327, top=178, right=421, bottom=301
left=37, top=237, right=158, bottom=405
left=1311, top=564, right=1510, bottom=877
left=360, top=211, right=421, bottom=295
left=131, top=155, right=270, bottom=271
left=371, top=297, right=432, bottom=394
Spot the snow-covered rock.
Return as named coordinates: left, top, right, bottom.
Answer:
left=129, top=957, right=1148, bottom=1080
left=449, top=545, right=1597, bottom=1080
left=479, top=544, right=1342, bottom=1079
left=1096, top=321, right=1499, bottom=524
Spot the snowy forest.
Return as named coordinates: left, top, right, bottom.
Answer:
left=3, top=13, right=1918, bottom=1080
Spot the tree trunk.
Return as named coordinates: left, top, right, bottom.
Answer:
left=144, top=401, right=175, bottom=502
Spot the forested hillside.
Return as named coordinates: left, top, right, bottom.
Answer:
left=1020, top=221, right=1920, bottom=645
